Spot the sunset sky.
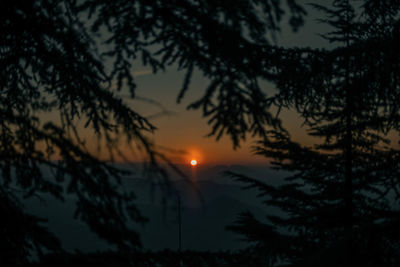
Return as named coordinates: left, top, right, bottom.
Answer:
left=52, top=2, right=400, bottom=166
left=121, top=4, right=331, bottom=166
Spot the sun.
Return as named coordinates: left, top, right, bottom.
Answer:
left=190, top=159, right=198, bottom=166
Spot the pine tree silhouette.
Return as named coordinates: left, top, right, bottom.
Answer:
left=227, top=1, right=400, bottom=266
left=1, top=0, right=305, bottom=265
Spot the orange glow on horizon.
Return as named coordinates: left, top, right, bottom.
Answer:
left=186, top=147, right=203, bottom=164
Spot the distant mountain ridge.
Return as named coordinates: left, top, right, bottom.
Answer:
left=23, top=164, right=288, bottom=252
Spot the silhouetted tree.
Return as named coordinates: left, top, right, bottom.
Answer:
left=1, top=0, right=305, bottom=265
left=228, top=0, right=400, bottom=266
left=31, top=249, right=271, bottom=267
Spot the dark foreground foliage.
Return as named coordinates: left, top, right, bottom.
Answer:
left=1, top=0, right=305, bottom=265
left=29, top=249, right=271, bottom=267
left=227, top=0, right=400, bottom=266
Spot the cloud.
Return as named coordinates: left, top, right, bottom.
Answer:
left=132, top=69, right=153, bottom=77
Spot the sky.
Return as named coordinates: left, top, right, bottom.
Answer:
left=117, top=2, right=332, bottom=166
left=48, top=1, right=399, bottom=166
left=130, top=68, right=266, bottom=165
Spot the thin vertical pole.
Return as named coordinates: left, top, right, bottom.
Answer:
left=178, top=193, right=181, bottom=252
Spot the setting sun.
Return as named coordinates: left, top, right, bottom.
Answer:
left=190, top=159, right=198, bottom=166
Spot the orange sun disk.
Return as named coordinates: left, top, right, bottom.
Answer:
left=190, top=159, right=198, bottom=166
